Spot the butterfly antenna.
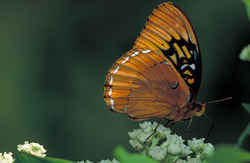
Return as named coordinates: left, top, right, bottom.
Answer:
left=207, top=97, right=232, bottom=104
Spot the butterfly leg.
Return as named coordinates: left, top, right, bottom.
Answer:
left=144, top=119, right=164, bottom=144
left=184, top=118, right=193, bottom=136
left=204, top=113, right=214, bottom=138
left=187, top=117, right=193, bottom=128
left=163, top=119, right=174, bottom=128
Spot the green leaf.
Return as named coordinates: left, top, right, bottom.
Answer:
left=238, top=122, right=250, bottom=147
left=243, top=0, right=250, bottom=20
left=14, top=152, right=75, bottom=163
left=237, top=104, right=250, bottom=146
left=242, top=103, right=250, bottom=113
left=239, top=45, right=250, bottom=62
left=206, top=145, right=250, bottom=163
left=114, top=146, right=158, bottom=163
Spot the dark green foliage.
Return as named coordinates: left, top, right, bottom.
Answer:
left=14, top=152, right=75, bottom=163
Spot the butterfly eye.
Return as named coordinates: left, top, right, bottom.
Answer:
left=171, top=81, right=179, bottom=89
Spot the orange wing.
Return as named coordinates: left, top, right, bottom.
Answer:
left=134, top=2, right=201, bottom=97
left=104, top=49, right=191, bottom=120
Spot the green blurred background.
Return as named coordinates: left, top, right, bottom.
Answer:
left=0, top=0, right=250, bottom=161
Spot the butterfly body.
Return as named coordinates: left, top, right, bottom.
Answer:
left=104, top=2, right=205, bottom=122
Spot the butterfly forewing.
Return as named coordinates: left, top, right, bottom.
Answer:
left=134, top=2, right=201, bottom=97
left=104, top=49, right=191, bottom=120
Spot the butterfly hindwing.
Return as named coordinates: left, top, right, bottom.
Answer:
left=134, top=2, right=201, bottom=97
left=104, top=49, right=191, bottom=120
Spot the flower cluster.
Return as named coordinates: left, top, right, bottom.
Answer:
left=0, top=141, right=46, bottom=163
left=128, top=121, right=215, bottom=163
left=0, top=122, right=214, bottom=163
left=17, top=141, right=47, bottom=157
left=0, top=152, right=14, bottom=163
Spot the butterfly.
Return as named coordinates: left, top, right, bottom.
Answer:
left=104, top=2, right=206, bottom=122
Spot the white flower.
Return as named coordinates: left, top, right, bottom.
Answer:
left=176, top=159, right=189, bottom=163
left=137, top=131, right=152, bottom=143
left=0, top=152, right=14, bottom=163
left=148, top=146, right=167, bottom=160
left=187, top=138, right=205, bottom=153
left=129, top=139, right=144, bottom=150
left=182, top=146, right=192, bottom=156
left=77, top=161, right=93, bottom=163
left=128, top=129, right=142, bottom=139
left=156, top=124, right=171, bottom=137
left=162, top=134, right=191, bottom=156
left=17, top=141, right=47, bottom=157
left=202, top=143, right=215, bottom=158
left=186, top=157, right=202, bottom=163
left=187, top=138, right=215, bottom=160
left=175, top=156, right=202, bottom=163
left=98, top=158, right=120, bottom=163
left=111, top=159, right=120, bottom=163
left=167, top=143, right=182, bottom=155
left=99, top=160, right=111, bottom=163
left=166, top=134, right=185, bottom=146
left=128, top=124, right=153, bottom=143
left=139, top=121, right=155, bottom=132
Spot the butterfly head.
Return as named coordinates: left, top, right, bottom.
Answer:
left=193, top=102, right=206, bottom=117
left=189, top=97, right=232, bottom=118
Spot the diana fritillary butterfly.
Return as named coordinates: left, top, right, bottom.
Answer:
left=104, top=2, right=206, bottom=122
